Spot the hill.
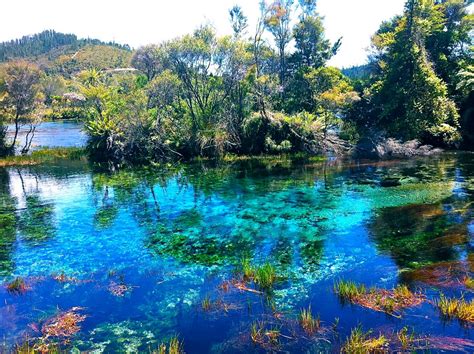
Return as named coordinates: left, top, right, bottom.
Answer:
left=0, top=30, right=133, bottom=75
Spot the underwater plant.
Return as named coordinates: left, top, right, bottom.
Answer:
left=28, top=307, right=87, bottom=352
left=250, top=321, right=281, bottom=350
left=154, top=336, right=184, bottom=354
left=6, top=277, right=29, bottom=294
left=341, top=326, right=388, bottom=353
left=397, top=327, right=416, bottom=351
left=201, top=295, right=212, bottom=312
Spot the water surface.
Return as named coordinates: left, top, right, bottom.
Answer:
left=6, top=121, right=86, bottom=151
left=0, top=153, right=473, bottom=352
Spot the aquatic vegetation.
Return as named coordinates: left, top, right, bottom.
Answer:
left=52, top=272, right=80, bottom=284
left=237, top=259, right=280, bottom=291
left=6, top=277, right=29, bottom=294
left=30, top=307, right=87, bottom=351
left=436, top=294, right=474, bottom=323
left=254, top=263, right=278, bottom=290
left=341, top=326, right=388, bottom=353
left=241, top=257, right=254, bottom=281
left=108, top=281, right=133, bottom=297
left=401, top=260, right=473, bottom=288
left=153, top=336, right=184, bottom=354
left=396, top=327, right=415, bottom=351
left=298, top=306, right=321, bottom=334
left=0, top=147, right=86, bottom=167
left=369, top=201, right=468, bottom=269
left=0, top=153, right=473, bottom=351
left=334, top=281, right=424, bottom=315
left=334, top=280, right=366, bottom=302
left=426, top=336, right=474, bottom=352
left=464, top=277, right=474, bottom=290
left=201, top=295, right=212, bottom=311
left=250, top=321, right=281, bottom=351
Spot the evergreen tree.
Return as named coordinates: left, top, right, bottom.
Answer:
left=361, top=0, right=460, bottom=145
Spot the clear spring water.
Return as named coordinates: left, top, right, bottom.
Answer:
left=6, top=121, right=87, bottom=151
left=0, top=153, right=473, bottom=352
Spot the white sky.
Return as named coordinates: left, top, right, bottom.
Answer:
left=0, top=0, right=406, bottom=68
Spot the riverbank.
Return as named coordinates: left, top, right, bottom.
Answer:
left=0, top=147, right=87, bottom=167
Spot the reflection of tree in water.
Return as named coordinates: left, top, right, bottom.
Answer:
left=369, top=201, right=471, bottom=269
left=16, top=170, right=56, bottom=244
left=0, top=169, right=17, bottom=275
left=368, top=153, right=474, bottom=270
left=88, top=160, right=337, bottom=269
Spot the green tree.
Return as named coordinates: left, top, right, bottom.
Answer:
left=264, top=0, right=294, bottom=84
left=360, top=0, right=460, bottom=145
left=0, top=61, right=44, bottom=155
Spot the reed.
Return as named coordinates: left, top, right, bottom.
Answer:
left=341, top=326, right=388, bottom=353
left=299, top=306, right=320, bottom=334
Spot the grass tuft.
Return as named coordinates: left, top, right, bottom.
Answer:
left=238, top=258, right=280, bottom=291
left=254, top=263, right=277, bottom=290
left=436, top=293, right=474, bottom=323
left=397, top=326, right=415, bottom=351
left=464, top=277, right=474, bottom=290
left=341, top=326, right=388, bottom=353
left=334, top=280, right=366, bottom=302
left=201, top=295, right=212, bottom=311
left=250, top=321, right=280, bottom=350
left=299, top=306, right=320, bottom=334
left=334, top=280, right=424, bottom=316
left=154, top=336, right=184, bottom=354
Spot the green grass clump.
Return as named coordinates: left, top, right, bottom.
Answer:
left=341, top=326, right=388, bottom=353
left=334, top=280, right=366, bottom=302
left=334, top=280, right=424, bottom=315
left=299, top=306, right=320, bottom=334
left=436, top=294, right=474, bottom=323
left=238, top=258, right=280, bottom=290
left=254, top=263, right=277, bottom=290
left=241, top=257, right=255, bottom=280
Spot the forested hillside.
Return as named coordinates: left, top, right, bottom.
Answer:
left=0, top=30, right=130, bottom=62
left=0, top=0, right=472, bottom=160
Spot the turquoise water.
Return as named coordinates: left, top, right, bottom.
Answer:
left=0, top=153, right=473, bottom=352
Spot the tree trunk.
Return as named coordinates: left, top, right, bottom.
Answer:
left=8, top=111, right=21, bottom=153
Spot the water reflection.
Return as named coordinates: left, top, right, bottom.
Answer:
left=0, top=153, right=473, bottom=351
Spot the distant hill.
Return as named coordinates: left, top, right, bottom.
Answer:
left=0, top=30, right=133, bottom=75
left=342, top=64, right=373, bottom=81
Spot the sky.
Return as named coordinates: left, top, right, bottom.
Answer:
left=0, top=0, right=407, bottom=68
